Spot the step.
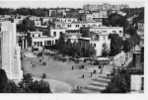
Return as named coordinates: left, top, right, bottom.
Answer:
left=98, top=74, right=111, bottom=79
left=83, top=85, right=106, bottom=91
left=92, top=77, right=111, bottom=83
left=89, top=81, right=108, bottom=87
left=80, top=88, right=101, bottom=93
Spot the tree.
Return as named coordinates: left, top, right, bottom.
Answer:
left=80, top=27, right=90, bottom=37
left=107, top=13, right=128, bottom=27
left=123, top=39, right=132, bottom=53
left=109, top=34, right=123, bottom=56
left=102, top=69, right=130, bottom=93
left=125, top=25, right=141, bottom=46
left=0, top=69, right=8, bottom=93
left=102, top=43, right=110, bottom=57
left=17, top=17, right=36, bottom=32
left=30, top=80, right=51, bottom=93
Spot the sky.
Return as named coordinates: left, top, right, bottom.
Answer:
left=0, top=0, right=145, bottom=9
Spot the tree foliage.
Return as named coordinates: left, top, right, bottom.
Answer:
left=55, top=35, right=96, bottom=57
left=80, top=27, right=90, bottom=37
left=109, top=34, right=123, bottom=56
left=102, top=69, right=131, bottom=93
left=103, top=13, right=128, bottom=27
left=17, top=17, right=36, bottom=32
left=0, top=70, right=51, bottom=93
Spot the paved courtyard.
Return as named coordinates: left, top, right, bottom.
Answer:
left=22, top=52, right=113, bottom=93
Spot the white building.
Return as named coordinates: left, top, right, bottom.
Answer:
left=89, top=26, right=123, bottom=56
left=55, top=21, right=102, bottom=30
left=90, top=35, right=111, bottom=56
left=30, top=31, right=56, bottom=49
left=85, top=11, right=108, bottom=21
left=50, top=28, right=66, bottom=39
left=56, top=17, right=78, bottom=23
left=0, top=21, right=23, bottom=82
left=131, top=75, right=144, bottom=93
left=90, top=26, right=124, bottom=37
left=83, top=4, right=129, bottom=11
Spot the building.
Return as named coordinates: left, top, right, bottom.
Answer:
left=56, top=17, right=78, bottom=23
left=90, top=26, right=124, bottom=37
left=30, top=31, right=56, bottom=49
left=130, top=45, right=144, bottom=93
left=137, top=21, right=144, bottom=47
left=55, top=20, right=102, bottom=30
left=49, top=9, right=66, bottom=17
left=83, top=3, right=129, bottom=11
left=50, top=28, right=66, bottom=39
left=0, top=21, right=23, bottom=82
left=89, top=26, right=123, bottom=56
left=131, top=75, right=144, bottom=93
left=83, top=11, right=108, bottom=22
left=17, top=33, right=28, bottom=50
left=90, top=35, right=110, bottom=57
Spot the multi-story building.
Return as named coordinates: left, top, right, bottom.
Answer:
left=89, top=26, right=123, bottom=56
left=50, top=28, right=66, bottom=39
left=130, top=45, right=144, bottom=93
left=56, top=17, right=78, bottom=23
left=90, top=26, right=124, bottom=37
left=83, top=3, right=129, bottom=11
left=30, top=31, right=56, bottom=49
left=17, top=33, right=28, bottom=50
left=83, top=11, right=108, bottom=22
left=55, top=20, right=102, bottom=30
left=0, top=21, right=23, bottom=82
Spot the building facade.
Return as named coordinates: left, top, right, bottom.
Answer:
left=0, top=21, right=23, bottom=82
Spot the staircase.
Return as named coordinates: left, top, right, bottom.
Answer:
left=80, top=74, right=112, bottom=93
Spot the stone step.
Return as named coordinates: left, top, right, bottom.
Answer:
left=92, top=77, right=111, bottom=83
left=80, top=88, right=101, bottom=93
left=98, top=74, right=111, bottom=79
left=83, top=85, right=106, bottom=91
left=89, top=81, right=108, bottom=87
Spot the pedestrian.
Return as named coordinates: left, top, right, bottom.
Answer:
left=98, top=65, right=101, bottom=69
left=82, top=74, right=84, bottom=78
left=72, top=66, right=74, bottom=70
left=90, top=72, right=93, bottom=78
left=100, top=66, right=103, bottom=74
left=93, top=70, right=96, bottom=74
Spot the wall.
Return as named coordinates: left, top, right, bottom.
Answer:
left=131, top=75, right=144, bottom=92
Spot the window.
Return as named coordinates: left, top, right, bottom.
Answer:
left=40, top=42, right=42, bottom=46
left=103, top=36, right=106, bottom=40
left=68, top=19, right=71, bottom=22
left=141, top=77, right=144, bottom=90
left=119, top=30, right=122, bottom=33
left=96, top=35, right=100, bottom=40
left=53, top=32, right=56, bottom=36
left=68, top=24, right=71, bottom=27
left=94, top=43, right=96, bottom=47
left=76, top=25, right=79, bottom=27
left=60, top=32, right=63, bottom=35
left=47, top=41, right=51, bottom=46
left=34, top=42, right=36, bottom=46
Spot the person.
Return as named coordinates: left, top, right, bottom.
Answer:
left=90, top=72, right=93, bottom=78
left=98, top=65, right=101, bottom=69
left=100, top=66, right=103, bottom=74
left=93, top=70, right=96, bottom=74
left=82, top=74, right=84, bottom=78
left=72, top=66, right=74, bottom=70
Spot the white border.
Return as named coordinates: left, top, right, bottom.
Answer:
left=0, top=0, right=147, bottom=100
